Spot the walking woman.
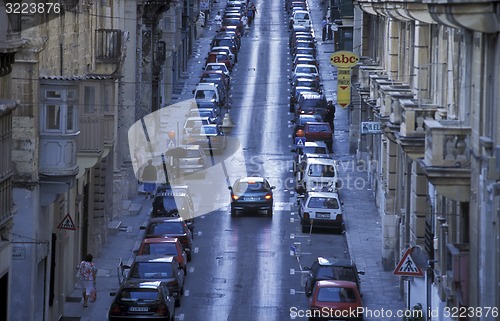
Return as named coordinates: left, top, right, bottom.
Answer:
left=78, top=253, right=97, bottom=307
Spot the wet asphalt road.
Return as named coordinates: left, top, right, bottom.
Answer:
left=164, top=1, right=350, bottom=320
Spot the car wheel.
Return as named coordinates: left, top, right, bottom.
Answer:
left=230, top=208, right=236, bottom=217
left=187, top=252, right=192, bottom=262
left=267, top=208, right=273, bottom=217
left=184, top=266, right=187, bottom=275
left=289, top=104, right=294, bottom=113
left=175, top=297, right=180, bottom=308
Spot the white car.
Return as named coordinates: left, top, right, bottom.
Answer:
left=293, top=64, right=319, bottom=80
left=297, top=189, right=343, bottom=233
left=211, top=46, right=236, bottom=66
left=297, top=157, right=338, bottom=193
left=205, top=62, right=231, bottom=78
left=292, top=141, right=329, bottom=173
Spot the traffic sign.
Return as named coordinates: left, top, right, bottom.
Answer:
left=361, top=121, right=382, bottom=134
left=393, top=247, right=423, bottom=277
left=295, top=137, right=306, bottom=148
left=57, top=214, right=76, bottom=231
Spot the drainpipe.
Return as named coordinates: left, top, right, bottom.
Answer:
left=405, top=158, right=411, bottom=248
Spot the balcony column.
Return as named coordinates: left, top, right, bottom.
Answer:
left=381, top=137, right=399, bottom=269
left=387, top=18, right=400, bottom=80
left=410, top=162, right=428, bottom=245
left=413, top=22, right=430, bottom=102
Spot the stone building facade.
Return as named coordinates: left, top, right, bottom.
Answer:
left=0, top=0, right=200, bottom=319
left=352, top=0, right=500, bottom=318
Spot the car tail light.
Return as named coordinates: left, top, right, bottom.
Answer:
left=232, top=194, right=239, bottom=200
left=198, top=158, right=204, bottom=165
left=303, top=212, right=310, bottom=219
left=109, top=303, right=122, bottom=315
left=155, top=303, right=168, bottom=316
left=167, top=280, right=179, bottom=288
left=264, top=193, right=272, bottom=200
left=336, top=214, right=343, bottom=221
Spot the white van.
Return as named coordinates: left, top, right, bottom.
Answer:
left=297, top=158, right=339, bottom=193
left=291, top=10, right=311, bottom=28
left=193, top=82, right=226, bottom=107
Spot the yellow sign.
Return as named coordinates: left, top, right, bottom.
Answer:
left=330, top=51, right=359, bottom=68
left=330, top=51, right=358, bottom=108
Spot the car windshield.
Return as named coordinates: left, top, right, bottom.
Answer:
left=192, top=126, right=218, bottom=135
left=307, top=124, right=330, bottom=133
left=233, top=181, right=269, bottom=193
left=296, top=66, right=317, bottom=74
left=190, top=110, right=214, bottom=118
left=148, top=222, right=185, bottom=235
left=182, top=149, right=202, bottom=158
left=317, top=287, right=357, bottom=303
left=153, top=196, right=186, bottom=212
left=119, top=288, right=159, bottom=302
left=303, top=146, right=327, bottom=154
left=207, top=65, right=226, bottom=72
left=295, top=12, right=309, bottom=19
left=302, top=99, right=326, bottom=108
left=129, top=262, right=174, bottom=279
left=297, top=80, right=319, bottom=88
left=141, top=243, right=178, bottom=256
left=308, top=197, right=339, bottom=209
left=308, top=164, right=336, bottom=177
left=195, top=90, right=216, bottom=100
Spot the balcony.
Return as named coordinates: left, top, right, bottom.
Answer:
left=77, top=118, right=104, bottom=152
left=378, top=84, right=411, bottom=118
left=419, top=119, right=471, bottom=202
left=445, top=243, right=469, bottom=306
left=0, top=99, right=16, bottom=227
left=0, top=4, right=24, bottom=77
left=424, top=0, right=500, bottom=33
left=389, top=90, right=414, bottom=127
left=95, top=29, right=122, bottom=64
left=355, top=0, right=436, bottom=23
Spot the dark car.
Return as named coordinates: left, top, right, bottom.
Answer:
left=108, top=280, right=176, bottom=321
left=309, top=280, right=364, bottom=321
left=151, top=191, right=195, bottom=231
left=121, top=256, right=185, bottom=307
left=291, top=114, right=323, bottom=139
left=141, top=218, right=193, bottom=261
left=186, top=124, right=227, bottom=154
left=304, top=257, right=365, bottom=297
left=228, top=177, right=276, bottom=217
left=297, top=93, right=329, bottom=118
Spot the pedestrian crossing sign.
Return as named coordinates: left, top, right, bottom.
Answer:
left=57, top=214, right=76, bottom=231
left=393, top=247, right=423, bottom=277
left=295, top=137, right=306, bottom=148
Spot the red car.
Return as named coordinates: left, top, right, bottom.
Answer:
left=206, top=52, right=232, bottom=71
left=303, top=122, right=333, bottom=150
left=137, top=237, right=188, bottom=275
left=308, top=280, right=364, bottom=321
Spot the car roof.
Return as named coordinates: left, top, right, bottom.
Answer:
left=304, top=141, right=328, bottom=148
left=142, top=237, right=179, bottom=244
left=121, top=280, right=164, bottom=289
left=316, top=280, right=358, bottom=288
left=306, top=157, right=337, bottom=166
left=149, top=217, right=185, bottom=223
left=237, top=177, right=266, bottom=183
left=295, top=64, right=318, bottom=69
left=134, top=255, right=176, bottom=263
left=307, top=190, right=339, bottom=198
left=317, top=257, right=355, bottom=267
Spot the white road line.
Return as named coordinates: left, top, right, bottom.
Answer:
left=194, top=247, right=199, bottom=253
left=189, top=267, right=195, bottom=273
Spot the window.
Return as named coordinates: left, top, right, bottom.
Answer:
left=46, top=105, right=61, bottom=130
left=40, top=85, right=78, bottom=134
left=84, top=86, right=96, bottom=113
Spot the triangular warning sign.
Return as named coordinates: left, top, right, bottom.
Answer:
left=296, top=139, right=304, bottom=148
left=57, top=214, right=76, bottom=231
left=167, top=140, right=176, bottom=149
left=393, top=247, right=423, bottom=277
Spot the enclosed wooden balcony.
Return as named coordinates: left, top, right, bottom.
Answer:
left=419, top=119, right=471, bottom=201
left=0, top=3, right=23, bottom=77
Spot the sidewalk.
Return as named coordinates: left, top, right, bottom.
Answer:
left=308, top=1, right=405, bottom=319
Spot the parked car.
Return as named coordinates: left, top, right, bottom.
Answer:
left=291, top=114, right=324, bottom=140
left=293, top=64, right=319, bottom=80
left=141, top=217, right=193, bottom=261
left=108, top=280, right=176, bottom=321
left=177, top=144, right=207, bottom=178
left=289, top=10, right=311, bottom=29
left=137, top=237, right=188, bottom=275
left=228, top=177, right=275, bottom=217
left=303, top=122, right=333, bottom=149
left=205, top=51, right=232, bottom=71
left=204, top=62, right=231, bottom=78
left=308, top=280, right=364, bottom=321
left=120, top=256, right=185, bottom=307
left=296, top=157, right=338, bottom=193
left=304, top=257, right=365, bottom=297
left=186, top=124, right=227, bottom=154
left=291, top=140, right=329, bottom=173
left=187, top=108, right=221, bottom=124
left=151, top=190, right=195, bottom=230
left=297, top=189, right=343, bottom=233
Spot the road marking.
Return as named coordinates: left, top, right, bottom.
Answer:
left=184, top=290, right=189, bottom=296
left=290, top=217, right=295, bottom=223
left=177, top=313, right=185, bottom=320
left=197, top=231, right=202, bottom=236
left=194, top=247, right=199, bottom=253
left=290, top=212, right=295, bottom=216
left=189, top=267, right=195, bottom=273
left=288, top=134, right=292, bottom=138
left=290, top=268, right=295, bottom=275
